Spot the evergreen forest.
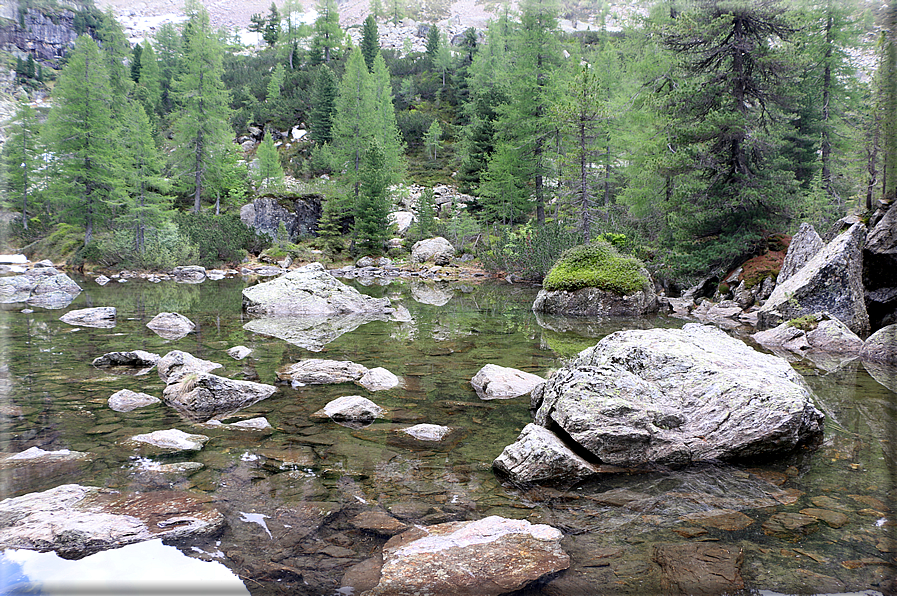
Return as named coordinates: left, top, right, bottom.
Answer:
left=2, top=0, right=896, bottom=287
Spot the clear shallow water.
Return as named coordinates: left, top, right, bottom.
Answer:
left=0, top=275, right=895, bottom=595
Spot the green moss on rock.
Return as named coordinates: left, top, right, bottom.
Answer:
left=543, top=242, right=649, bottom=295
left=787, top=314, right=820, bottom=331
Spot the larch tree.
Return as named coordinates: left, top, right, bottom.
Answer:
left=46, top=35, right=118, bottom=246
left=256, top=133, right=286, bottom=191
left=370, top=52, right=406, bottom=184
left=1, top=104, right=41, bottom=231
left=332, top=47, right=376, bottom=199
left=170, top=1, right=233, bottom=214
left=314, top=0, right=342, bottom=62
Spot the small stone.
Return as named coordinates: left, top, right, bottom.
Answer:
left=350, top=511, right=409, bottom=536
left=762, top=512, right=819, bottom=541
left=108, top=389, right=161, bottom=412
left=799, top=508, right=849, bottom=528
left=400, top=424, right=451, bottom=441
left=128, top=429, right=210, bottom=453
left=227, top=346, right=253, bottom=360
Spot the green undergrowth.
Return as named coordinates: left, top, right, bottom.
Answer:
left=543, top=241, right=649, bottom=295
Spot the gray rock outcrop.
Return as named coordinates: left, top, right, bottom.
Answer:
left=864, top=200, right=897, bottom=329
left=108, top=389, right=161, bottom=412
left=758, top=222, right=869, bottom=335
left=170, top=265, right=207, bottom=283
left=0, top=7, right=79, bottom=68
left=532, top=285, right=660, bottom=318
left=240, top=195, right=322, bottom=241
left=471, top=364, right=544, bottom=400
left=0, top=484, right=224, bottom=559
left=516, top=325, right=823, bottom=476
left=860, top=324, right=897, bottom=365
left=92, top=350, right=161, bottom=373
left=751, top=313, right=864, bottom=355
left=157, top=350, right=223, bottom=383
left=162, top=372, right=277, bottom=422
left=365, top=516, right=569, bottom=596
left=146, top=312, right=196, bottom=340
left=777, top=223, right=823, bottom=285
left=60, top=307, right=116, bottom=328
left=411, top=237, right=455, bottom=265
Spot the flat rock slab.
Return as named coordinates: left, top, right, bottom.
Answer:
left=60, top=307, right=116, bottom=328
left=0, top=446, right=92, bottom=467
left=653, top=543, right=744, bottom=596
left=278, top=359, right=368, bottom=385
left=364, top=516, right=569, bottom=596
left=0, top=484, right=223, bottom=559
left=146, top=312, right=196, bottom=340
left=762, top=512, right=819, bottom=541
left=678, top=509, right=755, bottom=531
left=351, top=511, right=409, bottom=536
left=799, top=508, right=849, bottom=528
left=530, top=324, right=824, bottom=470
left=242, top=262, right=392, bottom=316
left=471, top=364, right=544, bottom=400
left=399, top=424, right=451, bottom=442
left=108, top=389, right=161, bottom=412
left=127, top=429, right=210, bottom=453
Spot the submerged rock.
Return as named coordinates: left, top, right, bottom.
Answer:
left=162, top=373, right=277, bottom=422
left=471, top=364, right=544, bottom=400
left=242, top=262, right=392, bottom=316
left=357, top=367, right=401, bottom=391
left=653, top=543, right=745, bottom=595
left=399, top=424, right=451, bottom=442
left=493, top=423, right=603, bottom=483
left=108, top=389, right=161, bottom=412
left=522, top=324, right=823, bottom=474
left=314, top=395, right=384, bottom=425
left=227, top=345, right=253, bottom=360
left=92, top=350, right=161, bottom=374
left=365, top=516, right=569, bottom=596
left=0, top=484, right=224, bottom=559
left=245, top=312, right=392, bottom=352
left=60, top=307, right=116, bottom=328
left=278, top=359, right=368, bottom=385
left=146, top=312, right=196, bottom=340
left=759, top=222, right=869, bottom=335
left=1, top=446, right=91, bottom=466
left=127, top=429, right=210, bottom=453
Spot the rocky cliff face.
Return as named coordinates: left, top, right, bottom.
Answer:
left=0, top=1, right=84, bottom=67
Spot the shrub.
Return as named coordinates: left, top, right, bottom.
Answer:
left=479, top=221, right=584, bottom=281
left=543, top=241, right=649, bottom=295
left=174, top=212, right=267, bottom=267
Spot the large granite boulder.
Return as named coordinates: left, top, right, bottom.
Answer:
left=170, top=265, right=207, bottom=283
left=777, top=223, right=823, bottom=285
left=410, top=237, right=455, bottom=265
left=242, top=262, right=392, bottom=316
left=364, top=516, right=569, bottom=596
left=60, top=307, right=116, bottom=328
left=0, top=267, right=82, bottom=308
left=146, top=312, right=196, bottom=340
left=525, top=324, right=823, bottom=470
left=860, top=324, right=897, bottom=365
left=751, top=312, right=864, bottom=355
left=313, top=395, right=384, bottom=425
left=533, top=243, right=659, bottom=317
left=471, top=364, right=544, bottom=400
left=864, top=200, right=897, bottom=329
left=758, top=222, right=869, bottom=335
left=0, top=484, right=224, bottom=559
left=162, top=373, right=277, bottom=422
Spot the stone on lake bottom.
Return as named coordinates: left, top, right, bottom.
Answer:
left=364, top=515, right=569, bottom=596
left=653, top=543, right=744, bottom=595
left=128, top=429, right=210, bottom=453
left=470, top=364, right=544, bottom=400
left=108, top=389, right=161, bottom=412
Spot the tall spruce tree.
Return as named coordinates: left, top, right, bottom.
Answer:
left=361, top=15, right=379, bottom=72
left=170, top=1, right=233, bottom=213
left=46, top=35, right=118, bottom=246
left=314, top=0, right=342, bottom=62
left=264, top=2, right=281, bottom=46
left=659, top=0, right=801, bottom=273
left=310, top=64, right=338, bottom=144
left=354, top=141, right=392, bottom=255
left=370, top=52, right=406, bottom=184
left=1, top=104, right=41, bottom=231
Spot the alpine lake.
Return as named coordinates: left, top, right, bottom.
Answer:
left=1, top=272, right=895, bottom=595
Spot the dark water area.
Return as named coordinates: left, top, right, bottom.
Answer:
left=1, top=275, right=895, bottom=595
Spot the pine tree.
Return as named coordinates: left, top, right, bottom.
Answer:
left=46, top=35, right=118, bottom=246
left=115, top=99, right=172, bottom=254
left=316, top=197, right=347, bottom=255
left=136, top=41, right=162, bottom=118
left=314, top=0, right=342, bottom=62
left=153, top=22, right=183, bottom=115
left=267, top=63, right=286, bottom=102
left=425, top=24, right=440, bottom=62
left=256, top=133, right=285, bottom=191
left=170, top=1, right=233, bottom=213
left=354, top=141, right=392, bottom=255
left=264, top=2, right=281, bottom=46
left=1, top=104, right=41, bottom=231
left=332, top=47, right=376, bottom=199
left=131, top=42, right=143, bottom=82
left=310, top=64, right=339, bottom=144
left=361, top=15, right=379, bottom=72
left=424, top=119, right=442, bottom=160
left=249, top=13, right=266, bottom=45
left=369, top=0, right=384, bottom=21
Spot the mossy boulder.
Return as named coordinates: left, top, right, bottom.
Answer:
left=533, top=243, right=658, bottom=317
